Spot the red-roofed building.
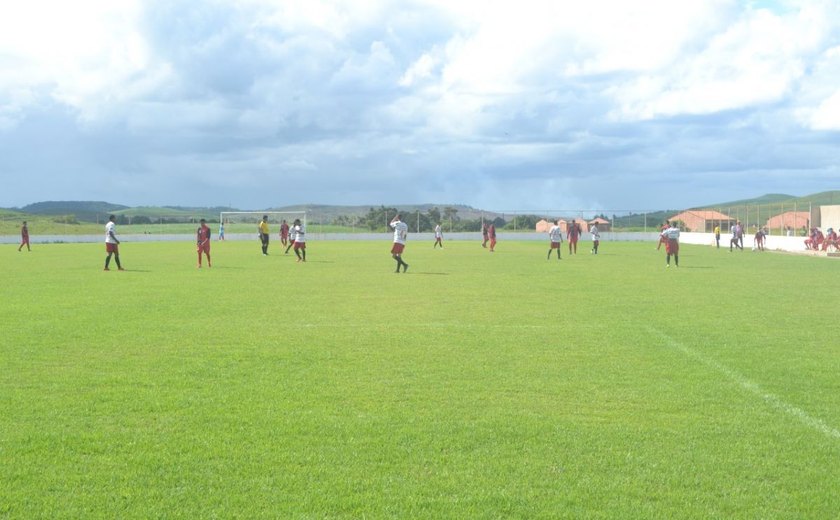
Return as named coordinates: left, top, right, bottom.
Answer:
left=765, top=211, right=810, bottom=233
left=668, top=210, right=734, bottom=233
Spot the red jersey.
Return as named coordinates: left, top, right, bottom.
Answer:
left=197, top=225, right=211, bottom=244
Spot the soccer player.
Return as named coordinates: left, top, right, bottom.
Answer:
left=197, top=218, right=212, bottom=268
left=390, top=214, right=409, bottom=273
left=481, top=222, right=489, bottom=248
left=730, top=220, right=744, bottom=251
left=714, top=224, right=721, bottom=249
left=291, top=218, right=306, bottom=262
left=434, top=223, right=443, bottom=248
left=661, top=221, right=680, bottom=267
left=280, top=219, right=290, bottom=248
left=104, top=214, right=124, bottom=271
left=547, top=219, right=562, bottom=260
left=656, top=220, right=669, bottom=250
left=258, top=215, right=270, bottom=255
left=218, top=220, right=225, bottom=241
left=753, top=227, right=766, bottom=251
left=488, top=223, right=497, bottom=252
left=18, top=221, right=30, bottom=252
left=567, top=220, right=581, bottom=254
left=590, top=222, right=600, bottom=254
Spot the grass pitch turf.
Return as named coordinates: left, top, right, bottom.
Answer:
left=1, top=239, right=838, bottom=518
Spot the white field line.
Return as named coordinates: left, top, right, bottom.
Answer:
left=300, top=323, right=551, bottom=329
left=648, top=327, right=840, bottom=441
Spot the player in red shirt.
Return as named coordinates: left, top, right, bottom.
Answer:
left=488, top=223, right=497, bottom=252
left=196, top=219, right=212, bottom=268
left=280, top=219, right=290, bottom=248
left=656, top=220, right=668, bottom=250
left=567, top=220, right=582, bottom=254
left=18, top=221, right=30, bottom=252
left=822, top=228, right=837, bottom=252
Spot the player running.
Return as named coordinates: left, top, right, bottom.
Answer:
left=434, top=223, right=443, bottom=248
left=390, top=214, right=409, bottom=273
left=197, top=218, right=212, bottom=268
left=547, top=219, right=562, bottom=260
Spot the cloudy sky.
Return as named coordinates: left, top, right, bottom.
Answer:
left=1, top=0, right=839, bottom=212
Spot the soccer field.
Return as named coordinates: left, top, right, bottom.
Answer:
left=1, top=240, right=838, bottom=518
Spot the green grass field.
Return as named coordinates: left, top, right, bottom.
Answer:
left=1, top=239, right=838, bottom=518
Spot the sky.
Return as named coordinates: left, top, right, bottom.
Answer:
left=1, top=0, right=839, bottom=212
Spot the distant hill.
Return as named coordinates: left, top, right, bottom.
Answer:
left=6, top=192, right=839, bottom=227
left=21, top=201, right=129, bottom=219
left=696, top=191, right=840, bottom=209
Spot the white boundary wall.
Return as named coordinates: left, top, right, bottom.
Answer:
left=0, top=231, right=828, bottom=255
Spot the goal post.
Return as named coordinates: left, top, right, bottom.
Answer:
left=219, top=211, right=307, bottom=235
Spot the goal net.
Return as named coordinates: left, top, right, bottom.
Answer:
left=219, top=211, right=307, bottom=236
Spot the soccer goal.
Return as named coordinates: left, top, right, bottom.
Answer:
left=219, top=211, right=307, bottom=235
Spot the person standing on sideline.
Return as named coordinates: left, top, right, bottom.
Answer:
left=258, top=215, right=270, bottom=255
left=481, top=222, right=489, bottom=248
left=218, top=220, right=225, bottom=241
left=434, top=223, right=443, bottom=248
left=488, top=222, right=497, bottom=252
left=291, top=218, right=306, bottom=262
left=590, top=222, right=601, bottom=254
left=656, top=220, right=669, bottom=250
left=547, top=219, right=562, bottom=260
left=197, top=218, right=212, bottom=268
left=714, top=224, right=720, bottom=248
left=567, top=220, right=581, bottom=254
left=390, top=214, right=409, bottom=273
left=104, top=215, right=124, bottom=271
left=18, top=221, right=30, bottom=252
left=280, top=219, right=290, bottom=249
left=661, top=221, right=680, bottom=267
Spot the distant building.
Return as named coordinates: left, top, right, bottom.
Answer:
left=668, top=210, right=733, bottom=233
left=588, top=217, right=611, bottom=231
left=535, top=219, right=552, bottom=233
left=765, top=211, right=809, bottom=232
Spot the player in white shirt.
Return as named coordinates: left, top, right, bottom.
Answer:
left=660, top=221, right=681, bottom=267
left=547, top=220, right=563, bottom=260
left=291, top=218, right=306, bottom=262
left=103, top=214, right=124, bottom=271
left=590, top=223, right=601, bottom=254
left=434, top=223, right=443, bottom=249
left=390, top=214, right=409, bottom=273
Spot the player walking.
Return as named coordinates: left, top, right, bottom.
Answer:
left=590, top=222, right=601, bottom=254
left=280, top=219, right=290, bottom=249
left=18, top=221, right=30, bottom=252
left=258, top=215, right=270, bottom=255
left=547, top=220, right=562, bottom=260
left=481, top=222, right=489, bottom=248
left=104, top=215, right=124, bottom=271
left=661, top=221, right=680, bottom=268
left=434, top=223, right=443, bottom=248
left=291, top=218, right=306, bottom=262
left=197, top=218, right=212, bottom=268
left=390, top=214, right=409, bottom=273
left=488, top=223, right=497, bottom=252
